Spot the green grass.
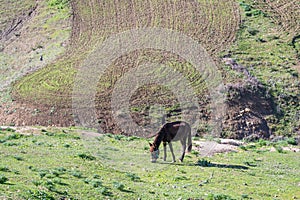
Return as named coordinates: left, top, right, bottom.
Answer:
left=0, top=128, right=299, bottom=199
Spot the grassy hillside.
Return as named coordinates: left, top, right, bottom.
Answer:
left=227, top=0, right=300, bottom=135
left=0, top=127, right=299, bottom=199
left=0, top=0, right=299, bottom=136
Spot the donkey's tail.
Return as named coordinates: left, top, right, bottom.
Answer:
left=187, top=128, right=192, bottom=152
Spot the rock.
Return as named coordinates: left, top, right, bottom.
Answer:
left=245, top=134, right=260, bottom=142
left=270, top=135, right=285, bottom=142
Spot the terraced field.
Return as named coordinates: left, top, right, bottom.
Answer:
left=3, top=0, right=241, bottom=131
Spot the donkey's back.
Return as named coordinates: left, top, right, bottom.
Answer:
left=162, top=121, right=191, bottom=142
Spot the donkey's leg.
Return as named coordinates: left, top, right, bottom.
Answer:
left=168, top=142, right=176, bottom=162
left=163, top=142, right=167, bottom=161
left=179, top=140, right=186, bottom=162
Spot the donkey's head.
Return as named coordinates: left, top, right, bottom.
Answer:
left=149, top=143, right=159, bottom=163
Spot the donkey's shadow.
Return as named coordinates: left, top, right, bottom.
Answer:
left=158, top=160, right=249, bottom=170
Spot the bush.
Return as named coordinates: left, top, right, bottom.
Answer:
left=286, top=138, right=297, bottom=145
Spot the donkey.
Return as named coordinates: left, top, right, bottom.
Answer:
left=149, top=121, right=192, bottom=163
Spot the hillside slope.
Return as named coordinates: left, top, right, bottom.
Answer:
left=0, top=0, right=299, bottom=138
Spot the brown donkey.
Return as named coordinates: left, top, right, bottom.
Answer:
left=149, top=121, right=192, bottom=163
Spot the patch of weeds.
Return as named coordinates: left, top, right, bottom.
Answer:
left=125, top=172, right=141, bottom=182
left=53, top=177, right=68, bottom=186
left=98, top=186, right=112, bottom=196
left=0, top=174, right=8, bottom=184
left=42, top=130, right=55, bottom=136
left=13, top=155, right=24, bottom=161
left=208, top=193, right=236, bottom=200
left=90, top=179, right=103, bottom=188
left=2, top=127, right=16, bottom=132
left=286, top=138, right=297, bottom=145
left=50, top=170, right=61, bottom=177
left=93, top=174, right=101, bottom=179
left=247, top=28, right=259, bottom=36
left=45, top=173, right=56, bottom=179
left=26, top=189, right=55, bottom=200
left=32, top=180, right=43, bottom=186
left=244, top=144, right=257, bottom=150
left=273, top=145, right=286, bottom=154
left=69, top=170, right=83, bottom=179
left=144, top=146, right=150, bottom=151
left=191, top=150, right=199, bottom=156
left=173, top=176, right=189, bottom=181
left=78, top=153, right=96, bottom=161
left=254, top=149, right=268, bottom=154
left=38, top=169, right=49, bottom=178
left=113, top=135, right=125, bottom=141
left=63, top=143, right=71, bottom=148
left=257, top=139, right=269, bottom=147
left=0, top=166, right=10, bottom=172
left=72, top=135, right=81, bottom=140
left=6, top=133, right=23, bottom=140
left=113, top=181, right=125, bottom=191
left=105, top=133, right=128, bottom=141
left=3, top=142, right=19, bottom=146
left=239, top=145, right=247, bottom=151
left=54, top=167, right=67, bottom=174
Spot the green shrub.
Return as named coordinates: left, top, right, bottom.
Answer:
left=286, top=138, right=297, bottom=145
